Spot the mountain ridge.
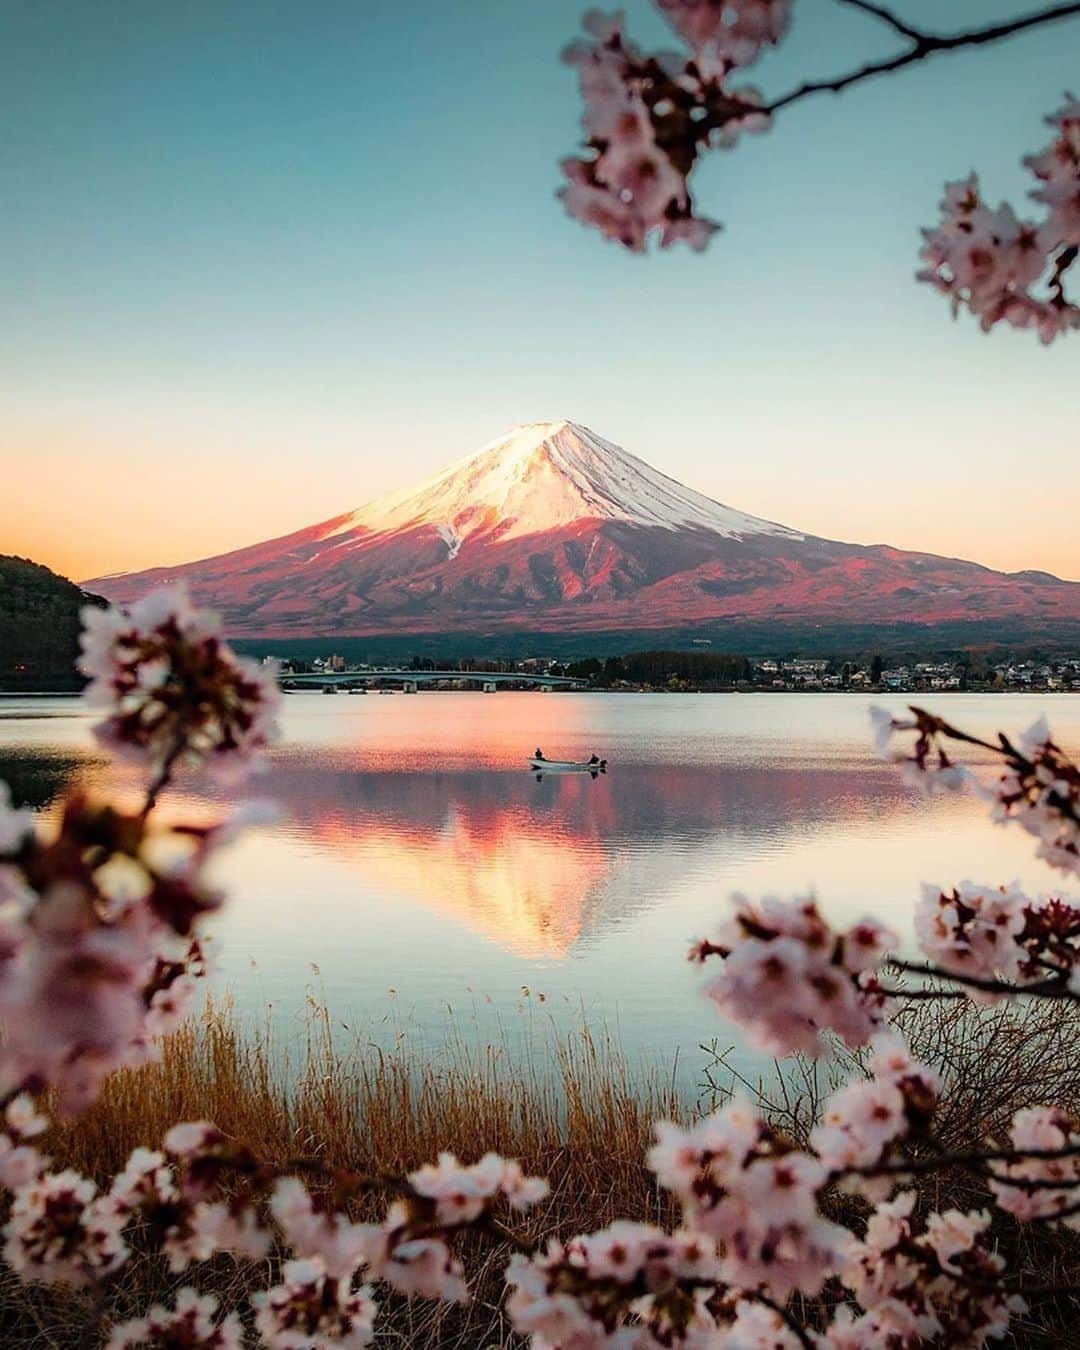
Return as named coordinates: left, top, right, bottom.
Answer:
left=84, top=422, right=1080, bottom=641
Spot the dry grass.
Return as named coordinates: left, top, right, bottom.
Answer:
left=702, top=993, right=1080, bottom=1346
left=2, top=1001, right=684, bottom=1348
left=3, top=996, right=1080, bottom=1346
left=55, top=999, right=683, bottom=1231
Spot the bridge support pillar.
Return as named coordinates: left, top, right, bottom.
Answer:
left=482, top=681, right=497, bottom=693
left=403, top=680, right=418, bottom=694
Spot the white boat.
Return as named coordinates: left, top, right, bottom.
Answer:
left=529, top=757, right=607, bottom=773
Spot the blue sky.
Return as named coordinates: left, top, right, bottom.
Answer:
left=3, top=0, right=1078, bottom=579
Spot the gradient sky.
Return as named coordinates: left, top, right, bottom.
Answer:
left=3, top=0, right=1078, bottom=583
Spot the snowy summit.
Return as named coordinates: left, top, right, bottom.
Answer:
left=85, top=420, right=1080, bottom=642
left=342, top=420, right=801, bottom=552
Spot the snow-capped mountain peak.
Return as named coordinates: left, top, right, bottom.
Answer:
left=341, top=420, right=801, bottom=548
left=83, top=420, right=1079, bottom=645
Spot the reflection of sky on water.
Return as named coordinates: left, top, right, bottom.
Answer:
left=2, top=692, right=1078, bottom=1078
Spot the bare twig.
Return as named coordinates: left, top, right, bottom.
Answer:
left=836, top=0, right=923, bottom=41
left=139, top=737, right=186, bottom=821
left=766, top=3, right=1080, bottom=115
left=751, top=1292, right=816, bottom=1350
left=887, top=959, right=1080, bottom=1003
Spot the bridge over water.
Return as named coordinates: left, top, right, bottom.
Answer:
left=281, top=669, right=586, bottom=692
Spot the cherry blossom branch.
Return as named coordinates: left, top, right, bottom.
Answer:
left=1050, top=243, right=1079, bottom=303
left=835, top=0, right=923, bottom=42
left=768, top=3, right=1080, bottom=115
left=751, top=1292, right=816, bottom=1350
left=139, top=736, right=185, bottom=821
left=193, top=1146, right=540, bottom=1253
left=830, top=1140, right=1080, bottom=1185
left=884, top=959, right=1080, bottom=1002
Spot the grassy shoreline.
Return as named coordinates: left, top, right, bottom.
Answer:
left=5, top=998, right=1080, bottom=1346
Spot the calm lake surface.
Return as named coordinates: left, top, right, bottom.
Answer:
left=2, top=692, right=1077, bottom=1081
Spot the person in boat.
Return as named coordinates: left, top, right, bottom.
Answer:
left=534, top=748, right=544, bottom=760
left=589, top=754, right=600, bottom=765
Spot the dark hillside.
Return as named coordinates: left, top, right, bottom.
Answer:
left=0, top=555, right=106, bottom=691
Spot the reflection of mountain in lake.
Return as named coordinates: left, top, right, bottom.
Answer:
left=266, top=759, right=912, bottom=959
left=5, top=741, right=917, bottom=960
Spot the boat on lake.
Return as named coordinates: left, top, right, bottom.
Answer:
left=529, top=755, right=607, bottom=773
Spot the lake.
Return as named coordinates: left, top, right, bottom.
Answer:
left=2, top=691, right=1077, bottom=1083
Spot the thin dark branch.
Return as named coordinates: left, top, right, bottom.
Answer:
left=751, top=1293, right=815, bottom=1350
left=888, top=959, right=1080, bottom=1002
left=139, top=737, right=186, bottom=821
left=830, top=1140, right=1080, bottom=1185
left=836, top=0, right=923, bottom=41
left=1050, top=244, right=1079, bottom=304
left=878, top=984, right=968, bottom=1001
left=766, top=3, right=1080, bottom=115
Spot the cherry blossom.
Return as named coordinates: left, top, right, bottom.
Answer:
left=559, top=9, right=772, bottom=252
left=843, top=1191, right=1026, bottom=1345
left=557, top=4, right=1079, bottom=342
left=812, top=1034, right=939, bottom=1199
left=648, top=1097, right=846, bottom=1299
left=3, top=1168, right=127, bottom=1286
left=0, top=1133, right=48, bottom=1192
left=107, top=1288, right=243, bottom=1350
left=870, top=705, right=969, bottom=794
left=251, top=1256, right=378, bottom=1350
left=918, top=90, right=1080, bottom=344
left=0, top=781, right=34, bottom=854
left=408, top=1150, right=549, bottom=1224
left=78, top=584, right=280, bottom=782
left=0, top=791, right=249, bottom=1112
left=359, top=1209, right=468, bottom=1302
left=720, top=1297, right=803, bottom=1347
left=1027, top=93, right=1080, bottom=247
left=873, top=708, right=1080, bottom=881
left=505, top=1223, right=724, bottom=1347
left=4, top=1094, right=48, bottom=1140
left=990, top=1106, right=1080, bottom=1225
left=691, top=895, right=895, bottom=1055
left=914, top=881, right=1028, bottom=994
left=980, top=717, right=1080, bottom=878
left=656, top=0, right=792, bottom=74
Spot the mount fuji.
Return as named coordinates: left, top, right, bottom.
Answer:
left=85, top=421, right=1080, bottom=646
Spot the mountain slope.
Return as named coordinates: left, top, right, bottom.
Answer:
left=84, top=421, right=1080, bottom=640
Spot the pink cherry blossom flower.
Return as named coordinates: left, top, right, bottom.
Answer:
left=656, top=0, right=792, bottom=74
left=163, top=1120, right=226, bottom=1161
left=843, top=1191, right=1025, bottom=1344
left=918, top=98, right=1080, bottom=345
left=505, top=1223, right=724, bottom=1347
left=990, top=1106, right=1080, bottom=1223
left=78, top=585, right=280, bottom=783
left=0, top=1132, right=48, bottom=1191
left=915, top=881, right=1028, bottom=993
left=0, top=782, right=34, bottom=854
left=978, top=719, right=1080, bottom=878
left=408, top=1151, right=549, bottom=1226
left=252, top=1256, right=377, bottom=1349
left=3, top=1168, right=128, bottom=1286
left=870, top=706, right=970, bottom=794
left=107, top=1287, right=243, bottom=1350
left=271, top=1177, right=373, bottom=1281
left=694, top=895, right=894, bottom=1056
left=4, top=1093, right=48, bottom=1140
